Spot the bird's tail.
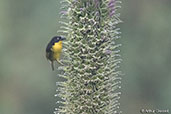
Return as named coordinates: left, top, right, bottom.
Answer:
left=51, top=61, right=54, bottom=71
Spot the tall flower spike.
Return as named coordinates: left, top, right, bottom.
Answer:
left=55, top=0, right=122, bottom=114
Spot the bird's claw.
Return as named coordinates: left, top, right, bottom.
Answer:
left=57, top=60, right=64, bottom=66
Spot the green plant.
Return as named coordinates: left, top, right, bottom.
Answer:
left=55, top=0, right=122, bottom=113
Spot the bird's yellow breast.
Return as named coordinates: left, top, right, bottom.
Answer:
left=52, top=41, right=62, bottom=60
left=52, top=41, right=62, bottom=52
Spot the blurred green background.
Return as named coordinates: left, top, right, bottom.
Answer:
left=0, top=0, right=171, bottom=114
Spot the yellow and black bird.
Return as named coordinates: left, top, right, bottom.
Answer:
left=46, top=36, right=66, bottom=71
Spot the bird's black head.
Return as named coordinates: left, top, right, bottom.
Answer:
left=46, top=36, right=66, bottom=52
left=51, top=36, right=66, bottom=43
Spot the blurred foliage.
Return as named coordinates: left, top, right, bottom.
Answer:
left=0, top=0, right=171, bottom=114
left=120, top=0, right=171, bottom=113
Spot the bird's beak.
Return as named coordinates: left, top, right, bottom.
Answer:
left=61, top=37, right=66, bottom=41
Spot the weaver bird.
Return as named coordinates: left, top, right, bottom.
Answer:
left=46, top=36, right=66, bottom=71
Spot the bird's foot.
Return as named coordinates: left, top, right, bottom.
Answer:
left=57, top=60, right=64, bottom=66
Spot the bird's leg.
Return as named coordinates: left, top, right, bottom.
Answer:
left=56, top=59, right=64, bottom=65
